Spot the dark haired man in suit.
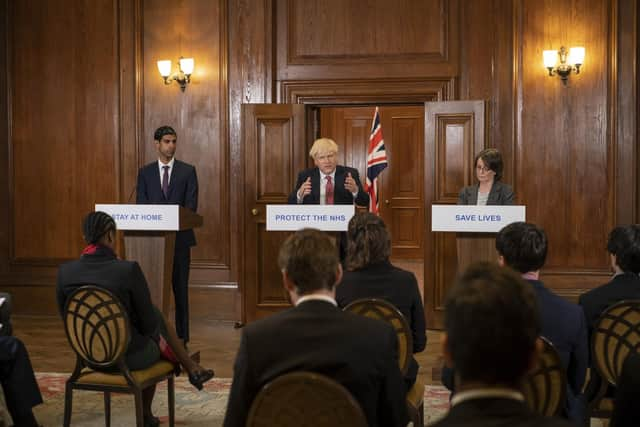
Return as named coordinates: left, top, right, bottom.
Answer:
left=433, top=262, right=573, bottom=427
left=224, top=229, right=407, bottom=427
left=579, top=225, right=640, bottom=407
left=136, top=125, right=198, bottom=345
left=495, top=221, right=588, bottom=424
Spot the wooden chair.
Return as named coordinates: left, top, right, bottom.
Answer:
left=588, top=299, right=640, bottom=419
left=246, top=371, right=367, bottom=427
left=62, top=286, right=175, bottom=427
left=522, top=336, right=566, bottom=416
left=344, top=298, right=425, bottom=427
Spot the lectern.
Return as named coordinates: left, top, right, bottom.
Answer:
left=95, top=204, right=202, bottom=318
left=431, top=205, right=526, bottom=273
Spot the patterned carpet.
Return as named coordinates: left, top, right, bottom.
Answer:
left=33, top=373, right=450, bottom=426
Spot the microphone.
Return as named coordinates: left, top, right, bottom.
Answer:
left=126, top=184, right=137, bottom=203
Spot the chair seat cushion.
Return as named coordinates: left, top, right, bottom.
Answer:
left=407, top=379, right=425, bottom=408
left=76, top=360, right=175, bottom=386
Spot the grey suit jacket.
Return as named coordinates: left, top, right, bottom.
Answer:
left=458, top=181, right=514, bottom=205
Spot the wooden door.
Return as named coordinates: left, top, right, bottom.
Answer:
left=424, top=100, right=485, bottom=328
left=320, top=106, right=425, bottom=259
left=241, top=104, right=306, bottom=323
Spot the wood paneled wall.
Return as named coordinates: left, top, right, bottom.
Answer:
left=1, top=0, right=638, bottom=325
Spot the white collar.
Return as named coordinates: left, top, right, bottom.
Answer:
left=158, top=157, right=175, bottom=170
left=320, top=170, right=336, bottom=181
left=451, top=388, right=524, bottom=407
left=295, top=294, right=337, bottom=307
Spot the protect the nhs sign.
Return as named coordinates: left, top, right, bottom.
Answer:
left=95, top=204, right=180, bottom=231
left=267, top=205, right=355, bottom=231
left=432, top=205, right=526, bottom=232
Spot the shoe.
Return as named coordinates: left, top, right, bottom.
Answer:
left=189, top=368, right=214, bottom=390
left=143, top=414, right=160, bottom=427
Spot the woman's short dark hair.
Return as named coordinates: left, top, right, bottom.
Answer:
left=475, top=148, right=504, bottom=181
left=607, top=225, right=640, bottom=274
left=445, top=262, right=540, bottom=387
left=277, top=229, right=339, bottom=295
left=495, top=222, right=547, bottom=273
left=154, top=125, right=177, bottom=141
left=346, top=212, right=391, bottom=271
left=82, top=211, right=116, bottom=244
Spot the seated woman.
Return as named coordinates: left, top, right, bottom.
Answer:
left=336, top=212, right=426, bottom=389
left=56, top=211, right=214, bottom=427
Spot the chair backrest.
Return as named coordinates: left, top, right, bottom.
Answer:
left=246, top=371, right=368, bottom=427
left=343, top=298, right=412, bottom=375
left=63, top=285, right=130, bottom=370
left=592, top=299, right=640, bottom=386
left=522, top=336, right=566, bottom=417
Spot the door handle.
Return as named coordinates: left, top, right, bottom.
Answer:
left=251, top=208, right=259, bottom=216
left=384, top=200, right=390, bottom=205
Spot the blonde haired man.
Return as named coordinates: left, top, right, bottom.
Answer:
left=287, top=138, right=369, bottom=207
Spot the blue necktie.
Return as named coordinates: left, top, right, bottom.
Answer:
left=162, top=166, right=169, bottom=198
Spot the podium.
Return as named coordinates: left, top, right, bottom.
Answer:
left=95, top=204, right=203, bottom=318
left=432, top=205, right=526, bottom=273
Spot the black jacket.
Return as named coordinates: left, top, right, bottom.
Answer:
left=458, top=181, right=514, bottom=205
left=287, top=165, right=369, bottom=207
left=223, top=299, right=408, bottom=427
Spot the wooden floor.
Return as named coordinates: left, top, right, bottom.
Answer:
left=13, top=315, right=445, bottom=386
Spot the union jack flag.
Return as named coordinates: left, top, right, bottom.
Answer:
left=366, top=107, right=388, bottom=214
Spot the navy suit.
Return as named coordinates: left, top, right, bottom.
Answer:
left=578, top=272, right=640, bottom=403
left=442, top=279, right=588, bottom=424
left=287, top=165, right=369, bottom=207
left=528, top=279, right=589, bottom=424
left=223, top=300, right=408, bottom=427
left=136, top=159, right=198, bottom=341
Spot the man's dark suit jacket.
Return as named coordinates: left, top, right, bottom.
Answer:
left=136, top=159, right=198, bottom=248
left=579, top=272, right=640, bottom=341
left=287, top=165, right=369, bottom=206
left=528, top=279, right=588, bottom=422
left=336, top=260, right=427, bottom=387
left=223, top=299, right=408, bottom=427
left=612, top=353, right=640, bottom=427
left=56, top=251, right=161, bottom=370
left=430, top=397, right=574, bottom=427
left=578, top=272, right=640, bottom=401
left=457, top=181, right=514, bottom=205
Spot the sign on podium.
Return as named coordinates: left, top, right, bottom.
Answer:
left=266, top=205, right=355, bottom=231
left=432, top=205, right=526, bottom=272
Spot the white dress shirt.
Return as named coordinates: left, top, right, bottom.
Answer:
left=158, top=157, right=175, bottom=187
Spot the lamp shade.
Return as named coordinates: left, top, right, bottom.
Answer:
left=568, top=47, right=585, bottom=65
left=179, top=57, right=195, bottom=75
left=157, top=60, right=172, bottom=77
left=543, top=50, right=558, bottom=68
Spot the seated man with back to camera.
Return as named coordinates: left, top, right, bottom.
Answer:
left=496, top=222, right=588, bottom=424
left=56, top=211, right=214, bottom=427
left=223, top=228, right=407, bottom=427
left=578, top=225, right=640, bottom=402
left=336, top=212, right=426, bottom=390
left=433, top=262, right=574, bottom=427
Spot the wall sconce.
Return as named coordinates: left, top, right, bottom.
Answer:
left=543, top=46, right=585, bottom=85
left=157, top=57, right=194, bottom=92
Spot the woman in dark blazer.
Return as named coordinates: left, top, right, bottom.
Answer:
left=336, top=212, right=426, bottom=389
left=56, top=211, right=213, bottom=427
left=458, top=148, right=514, bottom=205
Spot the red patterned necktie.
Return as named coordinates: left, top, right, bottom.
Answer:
left=162, top=166, right=169, bottom=198
left=325, top=176, right=334, bottom=205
